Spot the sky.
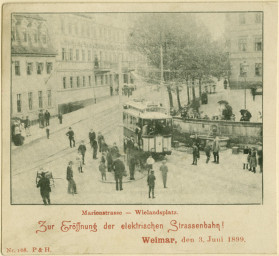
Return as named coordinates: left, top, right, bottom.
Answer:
left=195, top=13, right=226, bottom=40
left=90, top=13, right=226, bottom=40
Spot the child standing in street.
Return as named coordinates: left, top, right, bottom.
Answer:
left=147, top=170, right=156, bottom=199
left=204, top=140, right=211, bottom=164
left=99, top=161, right=106, bottom=181
left=249, top=148, right=257, bottom=173
left=192, top=143, right=199, bottom=165
left=242, top=146, right=249, bottom=170
left=76, top=153, right=83, bottom=173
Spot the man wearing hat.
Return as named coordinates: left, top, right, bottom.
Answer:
left=159, top=160, right=168, bottom=188
left=67, top=161, right=77, bottom=195
left=112, top=153, right=126, bottom=191
left=92, top=139, right=98, bottom=159
left=36, top=171, right=51, bottom=205
left=129, top=154, right=136, bottom=180
left=78, top=140, right=87, bottom=165
left=97, top=132, right=104, bottom=153
left=147, top=170, right=156, bottom=199
left=111, top=142, right=120, bottom=159
left=212, top=137, right=220, bottom=164
left=66, top=127, right=75, bottom=148
left=89, top=129, right=96, bottom=148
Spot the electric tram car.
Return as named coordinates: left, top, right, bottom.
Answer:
left=123, top=99, right=173, bottom=156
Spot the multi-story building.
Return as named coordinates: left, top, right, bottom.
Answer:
left=11, top=14, right=57, bottom=121
left=225, top=12, right=262, bottom=89
left=45, top=13, right=139, bottom=114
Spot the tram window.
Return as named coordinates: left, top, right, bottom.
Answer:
left=144, top=119, right=171, bottom=136
left=166, top=118, right=172, bottom=127
left=138, top=118, right=143, bottom=128
left=142, top=120, right=151, bottom=135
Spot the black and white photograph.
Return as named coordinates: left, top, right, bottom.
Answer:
left=10, top=12, right=263, bottom=205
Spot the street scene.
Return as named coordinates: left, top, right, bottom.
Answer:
left=11, top=13, right=263, bottom=205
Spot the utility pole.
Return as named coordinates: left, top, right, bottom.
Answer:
left=92, top=60, right=96, bottom=104
left=118, top=53, right=124, bottom=146
left=160, top=45, right=164, bottom=107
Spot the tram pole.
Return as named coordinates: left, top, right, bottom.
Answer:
left=160, top=45, right=164, bottom=106
left=118, top=53, right=124, bottom=147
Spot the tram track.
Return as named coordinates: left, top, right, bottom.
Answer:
left=12, top=107, right=121, bottom=176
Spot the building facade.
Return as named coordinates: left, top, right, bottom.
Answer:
left=45, top=14, right=141, bottom=114
left=225, top=12, right=262, bottom=89
left=11, top=14, right=57, bottom=121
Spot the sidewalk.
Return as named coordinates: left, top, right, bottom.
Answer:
left=12, top=86, right=147, bottom=151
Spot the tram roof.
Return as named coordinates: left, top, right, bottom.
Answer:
left=125, top=99, right=163, bottom=109
left=124, top=108, right=172, bottom=119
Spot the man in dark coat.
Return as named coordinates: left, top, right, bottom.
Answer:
left=78, top=140, right=87, bottom=165
left=159, top=160, right=168, bottom=188
left=106, top=149, right=113, bottom=171
left=25, top=116, right=31, bottom=136
left=67, top=161, right=77, bottom=194
left=112, top=154, right=126, bottom=191
left=147, top=170, right=156, bottom=198
left=192, top=143, right=199, bottom=165
left=89, top=129, right=96, bottom=148
left=126, top=137, right=134, bottom=163
left=212, top=137, right=220, bottom=164
left=38, top=110, right=44, bottom=128
left=224, top=79, right=228, bottom=89
left=58, top=112, right=63, bottom=124
left=111, top=142, right=120, bottom=159
left=192, top=134, right=201, bottom=149
left=66, top=127, right=75, bottom=148
left=44, top=110, right=50, bottom=126
left=222, top=104, right=233, bottom=120
left=92, top=139, right=98, bottom=159
left=129, top=155, right=136, bottom=180
left=204, top=140, right=211, bottom=164
left=97, top=132, right=104, bottom=152
left=37, top=172, right=51, bottom=205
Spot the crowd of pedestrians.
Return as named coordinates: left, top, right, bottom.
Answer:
left=191, top=134, right=263, bottom=174
left=11, top=116, right=30, bottom=146
left=12, top=109, right=60, bottom=147
left=242, top=145, right=263, bottom=173
left=34, top=124, right=262, bottom=205
left=35, top=124, right=173, bottom=204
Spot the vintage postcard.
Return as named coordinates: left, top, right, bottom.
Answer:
left=1, top=1, right=278, bottom=255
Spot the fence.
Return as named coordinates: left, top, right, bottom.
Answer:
left=173, top=117, right=262, bottom=146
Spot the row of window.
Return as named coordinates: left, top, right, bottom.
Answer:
left=14, top=61, right=53, bottom=76
left=239, top=63, right=262, bottom=77
left=61, top=19, right=125, bottom=43
left=61, top=47, right=128, bottom=63
left=62, top=74, right=113, bottom=89
left=238, top=37, right=262, bottom=52
left=16, top=90, right=52, bottom=113
left=12, top=28, right=47, bottom=45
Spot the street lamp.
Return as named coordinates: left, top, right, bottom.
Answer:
left=241, top=61, right=249, bottom=109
